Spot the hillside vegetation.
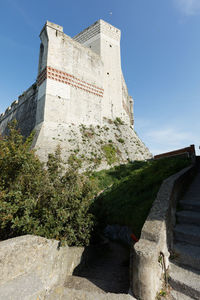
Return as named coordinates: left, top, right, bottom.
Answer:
left=0, top=122, right=191, bottom=245
left=91, top=156, right=191, bottom=238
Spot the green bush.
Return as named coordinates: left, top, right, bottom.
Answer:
left=0, top=121, right=95, bottom=246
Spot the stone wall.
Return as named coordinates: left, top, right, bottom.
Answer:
left=0, top=235, right=84, bottom=299
left=131, top=164, right=195, bottom=300
left=0, top=83, right=37, bottom=137
left=33, top=118, right=152, bottom=167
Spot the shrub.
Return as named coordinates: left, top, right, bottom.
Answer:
left=0, top=121, right=95, bottom=246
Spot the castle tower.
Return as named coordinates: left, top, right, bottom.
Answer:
left=74, top=20, right=133, bottom=124
left=37, top=20, right=133, bottom=128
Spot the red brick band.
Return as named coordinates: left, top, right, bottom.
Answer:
left=37, top=67, right=104, bottom=97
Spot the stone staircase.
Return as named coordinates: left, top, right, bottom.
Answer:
left=169, top=159, right=200, bottom=300
left=45, top=241, right=136, bottom=300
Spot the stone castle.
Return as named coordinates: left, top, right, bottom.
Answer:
left=0, top=20, right=151, bottom=168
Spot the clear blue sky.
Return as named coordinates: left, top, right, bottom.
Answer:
left=0, top=0, right=199, bottom=155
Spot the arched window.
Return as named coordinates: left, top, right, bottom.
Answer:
left=38, top=43, right=44, bottom=74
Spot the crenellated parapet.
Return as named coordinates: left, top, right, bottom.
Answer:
left=0, top=84, right=37, bottom=123
left=0, top=83, right=37, bottom=137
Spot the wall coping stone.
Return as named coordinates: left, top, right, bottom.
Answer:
left=0, top=235, right=84, bottom=299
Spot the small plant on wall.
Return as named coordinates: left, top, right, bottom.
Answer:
left=102, top=143, right=119, bottom=165
left=114, top=117, right=124, bottom=126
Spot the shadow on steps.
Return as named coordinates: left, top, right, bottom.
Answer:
left=65, top=241, right=130, bottom=294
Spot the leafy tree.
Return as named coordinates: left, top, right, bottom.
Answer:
left=0, top=121, right=95, bottom=246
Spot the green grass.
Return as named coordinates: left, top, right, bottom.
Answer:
left=90, top=157, right=191, bottom=238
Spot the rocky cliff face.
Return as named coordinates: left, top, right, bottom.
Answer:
left=33, top=117, right=152, bottom=171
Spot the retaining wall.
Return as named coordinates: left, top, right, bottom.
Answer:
left=0, top=235, right=84, bottom=299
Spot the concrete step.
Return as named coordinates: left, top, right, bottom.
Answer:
left=179, top=200, right=200, bottom=212
left=172, top=242, right=200, bottom=271
left=70, top=241, right=130, bottom=294
left=45, top=285, right=136, bottom=300
left=64, top=275, right=129, bottom=295
left=182, top=179, right=200, bottom=198
left=169, top=262, right=200, bottom=300
left=176, top=210, right=200, bottom=226
left=64, top=275, right=106, bottom=294
left=170, top=289, right=195, bottom=300
left=174, top=224, right=200, bottom=247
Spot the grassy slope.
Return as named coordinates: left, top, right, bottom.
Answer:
left=91, top=157, right=191, bottom=238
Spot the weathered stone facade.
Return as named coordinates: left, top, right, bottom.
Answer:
left=0, top=20, right=152, bottom=166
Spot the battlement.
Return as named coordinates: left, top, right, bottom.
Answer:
left=0, top=84, right=37, bottom=122
left=73, top=19, right=121, bottom=45
left=99, top=19, right=121, bottom=41
left=40, top=21, right=63, bottom=37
